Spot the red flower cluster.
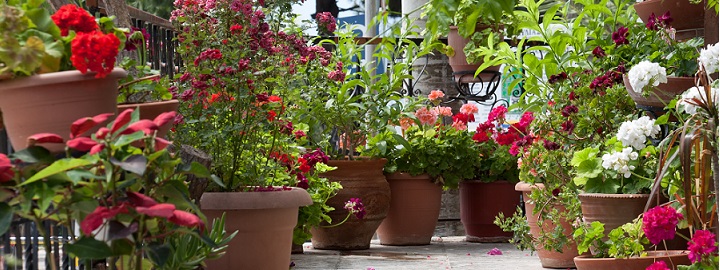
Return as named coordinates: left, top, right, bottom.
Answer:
left=688, top=230, right=717, bottom=263
left=612, top=26, right=629, bottom=46
left=0, top=154, right=14, bottom=182
left=51, top=5, right=98, bottom=36
left=473, top=106, right=534, bottom=156
left=589, top=66, right=624, bottom=93
left=193, top=49, right=223, bottom=66
left=642, top=206, right=683, bottom=245
left=315, top=12, right=337, bottom=33
left=547, top=72, right=568, bottom=85
left=70, top=31, right=121, bottom=78
left=81, top=191, right=203, bottom=236
left=592, top=46, right=606, bottom=58
left=328, top=62, right=346, bottom=82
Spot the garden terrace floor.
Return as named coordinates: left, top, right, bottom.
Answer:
left=290, top=236, right=555, bottom=270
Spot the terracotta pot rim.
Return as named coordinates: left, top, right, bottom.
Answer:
left=515, top=181, right=545, bottom=192
left=326, top=158, right=387, bottom=165
left=384, top=172, right=433, bottom=180
left=118, top=99, right=180, bottom=107
left=463, top=180, right=518, bottom=183
left=200, top=187, right=312, bottom=210
left=574, top=250, right=690, bottom=261
left=578, top=193, right=651, bottom=199
left=0, top=68, right=127, bottom=89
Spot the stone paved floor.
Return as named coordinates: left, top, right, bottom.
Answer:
left=291, top=236, right=561, bottom=270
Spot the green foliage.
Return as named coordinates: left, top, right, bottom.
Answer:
left=494, top=207, right=534, bottom=252
left=117, top=28, right=172, bottom=104
left=474, top=141, right=520, bottom=183
left=159, top=214, right=236, bottom=270
left=293, top=163, right=342, bottom=244
left=573, top=219, right=649, bottom=258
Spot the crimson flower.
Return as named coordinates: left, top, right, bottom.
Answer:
left=488, top=106, right=508, bottom=123
left=642, top=206, right=683, bottom=245
left=592, top=46, right=606, bottom=58
left=612, top=26, right=629, bottom=46
left=0, top=154, right=14, bottom=182
left=344, top=198, right=366, bottom=219
left=543, top=140, right=560, bottom=151
left=645, top=261, right=670, bottom=270
left=561, top=105, right=579, bottom=117
left=688, top=230, right=717, bottom=263
left=561, top=120, right=575, bottom=134
left=657, top=11, right=673, bottom=27
left=646, top=13, right=659, bottom=30
left=70, top=31, right=121, bottom=78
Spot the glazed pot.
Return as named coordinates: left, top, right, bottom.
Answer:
left=0, top=68, right=127, bottom=153
left=376, top=173, right=442, bottom=246
left=310, top=159, right=391, bottom=250
left=578, top=193, right=651, bottom=235
left=200, top=188, right=312, bottom=270
left=623, top=75, right=696, bottom=118
left=460, top=180, right=521, bottom=242
left=516, top=182, right=578, bottom=269
left=574, top=250, right=692, bottom=270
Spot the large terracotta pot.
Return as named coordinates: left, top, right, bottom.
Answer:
left=447, top=26, right=502, bottom=83
left=623, top=75, right=696, bottom=116
left=634, top=0, right=705, bottom=31
left=460, top=180, right=521, bottom=242
left=117, top=99, right=180, bottom=138
left=310, top=159, right=391, bottom=250
left=578, top=193, right=650, bottom=235
left=516, top=182, right=579, bottom=269
left=200, top=188, right=312, bottom=270
left=0, top=68, right=126, bottom=153
left=376, top=173, right=442, bottom=246
left=574, top=250, right=692, bottom=270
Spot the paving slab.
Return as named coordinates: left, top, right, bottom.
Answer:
left=291, top=236, right=568, bottom=270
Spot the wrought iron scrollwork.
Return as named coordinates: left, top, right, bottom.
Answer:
left=447, top=70, right=508, bottom=109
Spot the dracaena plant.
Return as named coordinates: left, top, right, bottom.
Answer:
left=0, top=0, right=127, bottom=80
left=0, top=109, right=227, bottom=270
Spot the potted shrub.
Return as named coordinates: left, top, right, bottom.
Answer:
left=0, top=1, right=127, bottom=153
left=0, top=109, right=231, bottom=269
left=284, top=14, right=437, bottom=250
left=116, top=27, right=178, bottom=139
left=422, top=0, right=517, bottom=82
left=366, top=90, right=481, bottom=246
left=170, top=0, right=339, bottom=267
left=461, top=105, right=531, bottom=242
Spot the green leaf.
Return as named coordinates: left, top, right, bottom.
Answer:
left=181, top=161, right=211, bottom=177
left=146, top=243, right=171, bottom=267
left=10, top=146, right=53, bottom=164
left=23, top=158, right=93, bottom=185
left=66, top=237, right=114, bottom=259
left=0, top=203, right=13, bottom=236
left=110, top=239, right=134, bottom=256
left=113, top=131, right=145, bottom=148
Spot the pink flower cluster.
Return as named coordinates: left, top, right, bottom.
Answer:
left=344, top=198, right=366, bottom=219
left=645, top=261, right=670, bottom=270
left=642, top=206, right=683, bottom=245
left=688, top=230, right=717, bottom=263
left=646, top=11, right=673, bottom=30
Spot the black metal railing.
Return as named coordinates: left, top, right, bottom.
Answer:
left=1, top=219, right=77, bottom=270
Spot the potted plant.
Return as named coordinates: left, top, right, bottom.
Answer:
left=170, top=0, right=333, bottom=267
left=485, top=0, right=640, bottom=267
left=116, top=27, right=178, bottom=139
left=461, top=105, right=531, bottom=242
left=0, top=109, right=231, bottom=269
left=421, top=0, right=517, bottom=82
left=366, top=90, right=481, bottom=246
left=283, top=14, right=436, bottom=250
left=0, top=1, right=128, bottom=153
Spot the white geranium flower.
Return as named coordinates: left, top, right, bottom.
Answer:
left=628, top=61, right=668, bottom=94
left=698, top=42, right=719, bottom=74
left=616, top=116, right=660, bottom=150
left=601, top=147, right=639, bottom=178
left=679, top=86, right=720, bottom=115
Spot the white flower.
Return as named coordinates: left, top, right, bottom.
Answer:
left=678, top=86, right=719, bottom=115
left=698, top=42, right=719, bottom=74
left=602, top=147, right=639, bottom=178
left=628, top=61, right=668, bottom=94
left=616, top=116, right=660, bottom=150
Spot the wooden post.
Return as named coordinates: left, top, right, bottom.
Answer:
left=705, top=6, right=719, bottom=46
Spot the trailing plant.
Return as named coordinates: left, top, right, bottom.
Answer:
left=117, top=27, right=172, bottom=104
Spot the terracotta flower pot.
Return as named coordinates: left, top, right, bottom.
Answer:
left=310, top=159, right=391, bottom=250
left=578, top=193, right=651, bottom=235
left=376, top=173, right=442, bottom=246
left=117, top=99, right=180, bottom=139
left=574, top=250, right=692, bottom=270
left=200, top=188, right=312, bottom=270
left=634, top=0, right=705, bottom=31
left=447, top=26, right=502, bottom=83
left=0, top=68, right=127, bottom=153
left=460, top=180, right=521, bottom=242
left=623, top=75, right=696, bottom=118
left=516, top=182, right=579, bottom=269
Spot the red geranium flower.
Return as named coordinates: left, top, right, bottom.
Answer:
left=51, top=5, right=98, bottom=36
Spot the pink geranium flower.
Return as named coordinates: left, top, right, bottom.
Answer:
left=688, top=230, right=717, bottom=263
left=642, top=206, right=683, bottom=245
left=415, top=107, right=438, bottom=125
left=460, top=103, right=479, bottom=115
left=428, top=90, right=445, bottom=101
left=645, top=261, right=670, bottom=270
